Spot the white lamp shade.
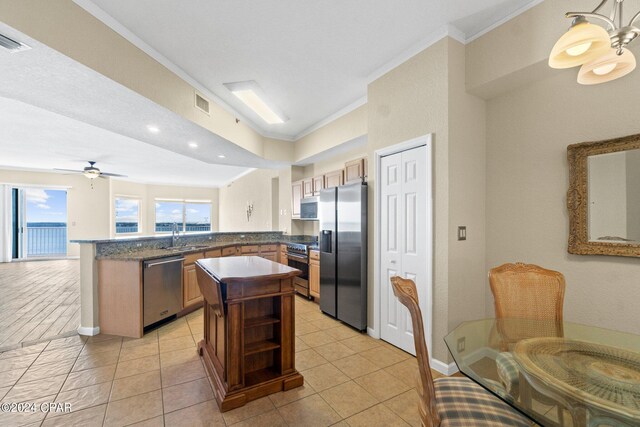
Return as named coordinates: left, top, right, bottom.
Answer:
left=549, top=22, right=611, bottom=69
left=578, top=49, right=636, bottom=84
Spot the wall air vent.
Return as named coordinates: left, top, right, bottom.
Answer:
left=195, top=92, right=210, bottom=115
left=0, top=33, right=31, bottom=53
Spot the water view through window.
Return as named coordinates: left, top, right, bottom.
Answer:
left=115, top=197, right=140, bottom=234
left=155, top=201, right=211, bottom=233
left=25, top=189, right=68, bottom=257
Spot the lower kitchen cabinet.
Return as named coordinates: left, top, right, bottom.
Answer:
left=183, top=264, right=203, bottom=307
left=260, top=252, right=278, bottom=262
left=309, top=250, right=320, bottom=299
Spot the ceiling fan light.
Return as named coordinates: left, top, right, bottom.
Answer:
left=578, top=49, right=636, bottom=84
left=83, top=169, right=100, bottom=179
left=549, top=21, right=611, bottom=69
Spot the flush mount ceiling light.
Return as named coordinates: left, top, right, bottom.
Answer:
left=147, top=125, right=160, bottom=133
left=223, top=81, right=288, bottom=125
left=218, top=154, right=226, bottom=159
left=188, top=141, right=198, bottom=148
left=550, top=0, right=640, bottom=84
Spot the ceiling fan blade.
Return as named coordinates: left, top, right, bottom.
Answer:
left=53, top=168, right=84, bottom=173
left=100, top=172, right=128, bottom=177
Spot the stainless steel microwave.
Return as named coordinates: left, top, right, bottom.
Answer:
left=300, top=196, right=319, bottom=220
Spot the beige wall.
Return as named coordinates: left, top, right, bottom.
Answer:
left=446, top=39, right=487, bottom=335
left=218, top=169, right=278, bottom=232
left=368, top=39, right=452, bottom=361
left=295, top=105, right=368, bottom=163
left=109, top=180, right=219, bottom=236
left=485, top=69, right=640, bottom=335
left=0, top=169, right=110, bottom=257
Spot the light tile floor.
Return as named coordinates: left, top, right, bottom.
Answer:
left=0, top=296, right=438, bottom=426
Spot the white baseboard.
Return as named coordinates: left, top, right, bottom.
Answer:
left=77, top=326, right=100, bottom=336
left=366, top=326, right=380, bottom=339
left=431, top=358, right=459, bottom=376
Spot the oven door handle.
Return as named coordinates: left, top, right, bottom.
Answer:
left=287, top=253, right=308, bottom=263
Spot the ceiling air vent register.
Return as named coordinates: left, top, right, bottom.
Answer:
left=195, top=92, right=210, bottom=115
left=0, top=33, right=31, bottom=53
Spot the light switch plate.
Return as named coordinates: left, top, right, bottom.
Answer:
left=458, top=226, right=467, bottom=241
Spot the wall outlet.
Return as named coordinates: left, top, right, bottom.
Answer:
left=457, top=226, right=467, bottom=241
left=457, top=337, right=466, bottom=353
left=136, top=243, right=142, bottom=247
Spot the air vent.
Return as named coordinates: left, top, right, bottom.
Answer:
left=0, top=33, right=30, bottom=53
left=195, top=92, right=210, bottom=115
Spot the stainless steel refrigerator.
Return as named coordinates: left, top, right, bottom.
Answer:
left=319, top=183, right=367, bottom=331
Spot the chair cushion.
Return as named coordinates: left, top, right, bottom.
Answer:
left=496, top=351, right=520, bottom=397
left=434, top=377, right=531, bottom=427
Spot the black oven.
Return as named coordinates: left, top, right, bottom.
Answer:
left=286, top=244, right=310, bottom=298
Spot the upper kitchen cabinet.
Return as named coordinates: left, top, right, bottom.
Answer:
left=344, top=157, right=367, bottom=184
left=312, top=175, right=324, bottom=195
left=302, top=178, right=314, bottom=199
left=292, top=180, right=303, bottom=218
left=324, top=170, right=344, bottom=189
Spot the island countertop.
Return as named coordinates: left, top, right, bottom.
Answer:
left=196, top=256, right=301, bottom=283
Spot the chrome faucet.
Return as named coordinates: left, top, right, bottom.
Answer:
left=172, top=223, right=180, bottom=247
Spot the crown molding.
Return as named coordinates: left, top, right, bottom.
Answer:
left=465, top=0, right=545, bottom=43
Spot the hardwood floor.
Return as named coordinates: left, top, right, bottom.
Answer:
left=0, top=260, right=80, bottom=350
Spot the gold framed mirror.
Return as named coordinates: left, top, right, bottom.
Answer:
left=568, top=133, right=640, bottom=257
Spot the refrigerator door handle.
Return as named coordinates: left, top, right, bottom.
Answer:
left=320, top=230, right=332, bottom=253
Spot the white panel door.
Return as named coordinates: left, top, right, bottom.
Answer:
left=380, top=145, right=429, bottom=355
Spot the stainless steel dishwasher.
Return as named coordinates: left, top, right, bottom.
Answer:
left=143, top=256, right=184, bottom=328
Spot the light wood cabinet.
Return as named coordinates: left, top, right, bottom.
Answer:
left=222, top=246, right=237, bottom=257
left=345, top=158, right=366, bottom=184
left=183, top=251, right=206, bottom=308
left=291, top=180, right=303, bottom=218
left=260, top=252, right=278, bottom=262
left=279, top=245, right=288, bottom=264
left=302, top=178, right=314, bottom=199
left=309, top=250, right=320, bottom=299
left=183, top=264, right=203, bottom=307
left=312, top=175, right=324, bottom=195
left=324, top=169, right=344, bottom=188
left=241, top=245, right=259, bottom=254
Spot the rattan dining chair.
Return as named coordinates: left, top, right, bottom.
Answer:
left=489, top=263, right=566, bottom=424
left=489, top=262, right=565, bottom=323
left=391, top=276, right=531, bottom=427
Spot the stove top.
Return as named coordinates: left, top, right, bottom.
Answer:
left=286, top=242, right=309, bottom=255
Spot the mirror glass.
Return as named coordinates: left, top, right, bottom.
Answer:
left=588, top=149, right=640, bottom=242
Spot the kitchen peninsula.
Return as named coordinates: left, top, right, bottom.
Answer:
left=71, top=232, right=316, bottom=338
left=195, top=256, right=303, bottom=411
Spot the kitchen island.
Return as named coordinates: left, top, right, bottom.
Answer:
left=195, top=256, right=304, bottom=411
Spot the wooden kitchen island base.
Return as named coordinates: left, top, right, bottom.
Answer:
left=195, top=256, right=304, bottom=412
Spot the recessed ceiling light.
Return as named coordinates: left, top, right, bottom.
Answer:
left=147, top=125, right=160, bottom=133
left=188, top=142, right=198, bottom=148
left=218, top=154, right=226, bottom=159
left=223, top=81, right=288, bottom=125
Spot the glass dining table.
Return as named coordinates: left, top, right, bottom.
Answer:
left=444, top=319, right=640, bottom=427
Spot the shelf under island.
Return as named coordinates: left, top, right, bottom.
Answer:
left=195, top=256, right=304, bottom=411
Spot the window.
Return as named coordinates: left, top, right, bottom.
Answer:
left=155, top=200, right=211, bottom=233
left=115, top=197, right=140, bottom=234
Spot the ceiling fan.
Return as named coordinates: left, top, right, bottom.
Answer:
left=54, top=161, right=127, bottom=180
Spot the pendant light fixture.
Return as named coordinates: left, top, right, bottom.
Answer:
left=549, top=0, right=640, bottom=84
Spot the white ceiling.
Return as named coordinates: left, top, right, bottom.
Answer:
left=0, top=96, right=253, bottom=187
left=79, top=0, right=541, bottom=140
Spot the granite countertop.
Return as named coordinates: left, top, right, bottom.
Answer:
left=197, top=256, right=301, bottom=283
left=97, top=238, right=315, bottom=261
